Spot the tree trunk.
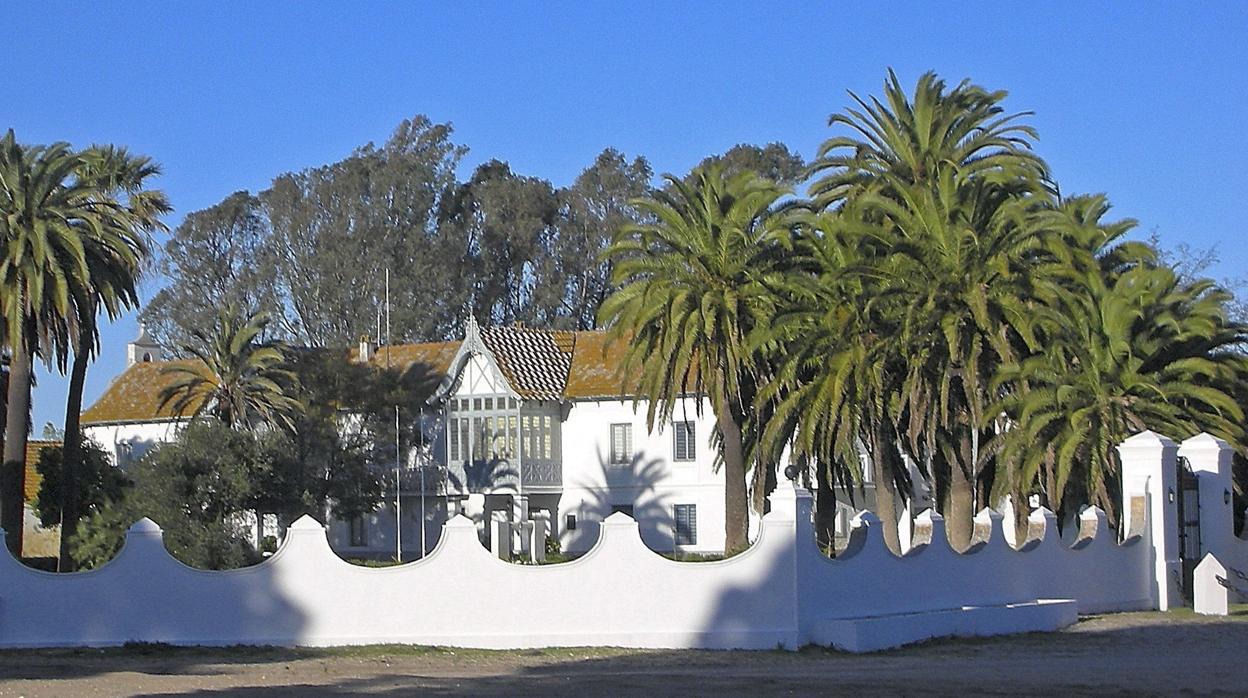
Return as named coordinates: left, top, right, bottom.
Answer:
left=58, top=334, right=92, bottom=571
left=2, top=347, right=32, bottom=557
left=945, top=461, right=975, bottom=551
left=813, top=457, right=837, bottom=556
left=714, top=385, right=749, bottom=555
left=1011, top=479, right=1030, bottom=548
left=870, top=425, right=903, bottom=555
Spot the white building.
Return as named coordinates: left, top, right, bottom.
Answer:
left=83, top=320, right=878, bottom=560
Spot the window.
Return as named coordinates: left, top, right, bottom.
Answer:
left=449, top=418, right=460, bottom=461
left=674, top=504, right=697, bottom=546
left=611, top=504, right=634, bottom=518
left=609, top=424, right=633, bottom=465
left=507, top=416, right=518, bottom=459
left=673, top=421, right=696, bottom=461
left=349, top=516, right=368, bottom=547
left=543, top=416, right=553, bottom=459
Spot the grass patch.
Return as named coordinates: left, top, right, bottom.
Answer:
left=660, top=551, right=727, bottom=562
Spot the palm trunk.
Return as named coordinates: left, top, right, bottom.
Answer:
left=2, top=347, right=32, bottom=557
left=1011, top=479, right=1030, bottom=547
left=749, top=457, right=768, bottom=518
left=945, top=461, right=975, bottom=551
left=714, top=382, right=749, bottom=555
left=813, top=457, right=837, bottom=556
left=58, top=333, right=92, bottom=571
left=870, top=424, right=902, bottom=555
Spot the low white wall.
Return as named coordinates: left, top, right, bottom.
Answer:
left=0, top=481, right=1158, bottom=651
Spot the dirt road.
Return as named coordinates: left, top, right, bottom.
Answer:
left=0, top=610, right=1244, bottom=696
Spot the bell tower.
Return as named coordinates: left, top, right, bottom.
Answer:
left=126, top=323, right=162, bottom=367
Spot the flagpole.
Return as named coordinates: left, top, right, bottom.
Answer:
left=387, top=269, right=401, bottom=563
left=419, top=406, right=427, bottom=558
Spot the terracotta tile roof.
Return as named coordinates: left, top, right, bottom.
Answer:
left=23, top=440, right=60, bottom=503
left=480, top=326, right=574, bottom=401
left=80, top=359, right=202, bottom=425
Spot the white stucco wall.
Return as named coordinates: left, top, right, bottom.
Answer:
left=0, top=476, right=1179, bottom=652
left=83, top=421, right=184, bottom=470
left=559, top=397, right=726, bottom=554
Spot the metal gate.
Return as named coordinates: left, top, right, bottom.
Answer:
left=1176, top=456, right=1201, bottom=602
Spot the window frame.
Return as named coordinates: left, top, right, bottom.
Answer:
left=608, top=423, right=633, bottom=466
left=674, top=504, right=697, bottom=546
left=672, top=420, right=696, bottom=462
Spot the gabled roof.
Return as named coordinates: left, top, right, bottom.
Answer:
left=81, top=326, right=645, bottom=425
left=346, top=341, right=460, bottom=375
left=80, top=359, right=201, bottom=425
left=563, top=330, right=639, bottom=399
left=480, top=325, right=575, bottom=401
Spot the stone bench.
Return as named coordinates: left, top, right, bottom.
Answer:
left=809, top=599, right=1079, bottom=653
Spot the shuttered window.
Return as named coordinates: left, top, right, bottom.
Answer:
left=609, top=424, right=633, bottom=465
left=673, top=421, right=696, bottom=461
left=674, top=504, right=697, bottom=546
left=349, top=517, right=368, bottom=547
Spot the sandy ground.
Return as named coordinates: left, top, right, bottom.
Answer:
left=0, top=610, right=1245, bottom=697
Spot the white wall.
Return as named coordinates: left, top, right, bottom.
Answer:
left=0, top=471, right=1181, bottom=651
left=84, top=421, right=183, bottom=470
left=560, top=397, right=725, bottom=553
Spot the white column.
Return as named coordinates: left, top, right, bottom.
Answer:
left=1117, top=430, right=1181, bottom=611
left=1178, top=433, right=1236, bottom=564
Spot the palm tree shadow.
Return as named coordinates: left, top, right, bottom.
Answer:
left=564, top=447, right=677, bottom=555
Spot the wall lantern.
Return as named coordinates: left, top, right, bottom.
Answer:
left=1168, top=487, right=1175, bottom=504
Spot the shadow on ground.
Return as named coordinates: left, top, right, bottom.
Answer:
left=1, top=611, right=1246, bottom=696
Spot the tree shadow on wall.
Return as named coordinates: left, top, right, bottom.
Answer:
left=563, top=448, right=674, bottom=554
left=446, top=457, right=519, bottom=493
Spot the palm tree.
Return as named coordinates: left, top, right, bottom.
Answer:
left=758, top=206, right=909, bottom=552
left=0, top=131, right=102, bottom=555
left=599, top=165, right=795, bottom=553
left=993, top=260, right=1248, bottom=525
left=158, top=308, right=302, bottom=431
left=805, top=70, right=1054, bottom=549
left=809, top=69, right=1048, bottom=209
left=57, top=145, right=169, bottom=569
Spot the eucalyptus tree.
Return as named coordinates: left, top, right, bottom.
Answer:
left=599, top=165, right=796, bottom=553
left=538, top=149, right=653, bottom=330
left=142, top=191, right=279, bottom=350
left=158, top=308, right=302, bottom=431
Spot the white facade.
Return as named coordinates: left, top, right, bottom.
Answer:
left=558, top=396, right=725, bottom=554
left=86, top=327, right=740, bottom=560
left=84, top=421, right=184, bottom=471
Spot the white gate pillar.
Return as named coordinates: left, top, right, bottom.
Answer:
left=1117, top=430, right=1181, bottom=610
left=1178, top=433, right=1236, bottom=564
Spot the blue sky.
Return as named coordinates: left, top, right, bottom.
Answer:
left=4, top=2, right=1246, bottom=433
